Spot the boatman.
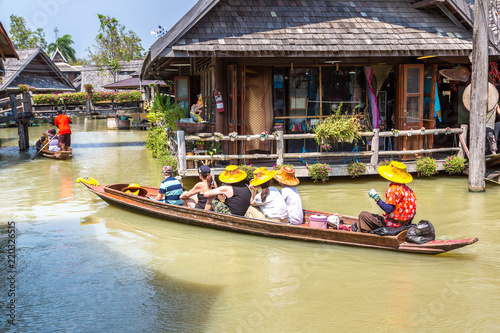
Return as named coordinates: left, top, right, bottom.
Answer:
left=152, top=166, right=183, bottom=205
left=357, top=161, right=416, bottom=233
left=54, top=109, right=72, bottom=151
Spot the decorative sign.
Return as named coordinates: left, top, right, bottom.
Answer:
left=214, top=90, right=224, bottom=113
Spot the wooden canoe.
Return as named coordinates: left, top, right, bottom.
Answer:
left=81, top=182, right=478, bottom=255
left=35, top=140, right=72, bottom=160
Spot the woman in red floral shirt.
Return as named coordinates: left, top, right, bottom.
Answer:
left=357, top=161, right=416, bottom=233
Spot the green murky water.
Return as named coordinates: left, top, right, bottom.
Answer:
left=0, top=118, right=499, bottom=332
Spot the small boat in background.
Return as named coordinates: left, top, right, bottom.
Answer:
left=79, top=181, right=478, bottom=255
left=35, top=138, right=73, bottom=160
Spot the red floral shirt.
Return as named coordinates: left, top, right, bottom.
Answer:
left=384, top=183, right=417, bottom=227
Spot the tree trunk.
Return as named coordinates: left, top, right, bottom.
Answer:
left=469, top=0, right=489, bottom=192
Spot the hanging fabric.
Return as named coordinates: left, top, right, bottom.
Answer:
left=364, top=66, right=379, bottom=129
left=434, top=82, right=442, bottom=122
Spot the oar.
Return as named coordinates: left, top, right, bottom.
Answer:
left=32, top=131, right=59, bottom=160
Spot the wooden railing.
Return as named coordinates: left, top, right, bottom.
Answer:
left=176, top=125, right=468, bottom=175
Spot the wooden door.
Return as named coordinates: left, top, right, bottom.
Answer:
left=227, top=65, right=245, bottom=155
left=396, top=64, right=424, bottom=154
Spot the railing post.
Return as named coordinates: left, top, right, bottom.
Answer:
left=277, top=130, right=284, bottom=165
left=458, top=124, right=469, bottom=159
left=176, top=130, right=186, bottom=175
left=370, top=129, right=380, bottom=166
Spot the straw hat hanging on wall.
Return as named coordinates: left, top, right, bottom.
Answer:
left=462, top=82, right=499, bottom=112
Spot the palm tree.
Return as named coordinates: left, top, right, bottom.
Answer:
left=47, top=34, right=76, bottom=63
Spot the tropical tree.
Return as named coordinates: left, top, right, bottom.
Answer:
left=87, top=14, right=144, bottom=82
left=9, top=15, right=47, bottom=49
left=47, top=33, right=76, bottom=62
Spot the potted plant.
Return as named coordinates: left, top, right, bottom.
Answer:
left=195, top=140, right=206, bottom=151
left=420, top=127, right=426, bottom=135
left=260, top=131, right=268, bottom=141
left=416, top=157, right=438, bottom=177
left=213, top=132, right=224, bottom=142
left=246, top=135, right=251, bottom=141
left=407, top=129, right=413, bottom=137
left=313, top=104, right=362, bottom=146
left=378, top=159, right=392, bottom=167
left=229, top=131, right=238, bottom=141
left=445, top=127, right=451, bottom=135
left=273, top=163, right=294, bottom=170
left=272, top=131, right=280, bottom=140
left=307, top=163, right=332, bottom=183
left=393, top=129, right=399, bottom=137
left=347, top=162, right=366, bottom=178
left=443, top=155, right=467, bottom=175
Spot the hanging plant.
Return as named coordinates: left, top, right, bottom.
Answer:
left=238, top=164, right=256, bottom=182
left=443, top=155, right=467, bottom=175
left=307, top=163, right=332, bottom=183
left=313, top=102, right=362, bottom=146
left=416, top=157, right=437, bottom=177
left=229, top=132, right=238, bottom=141
left=347, top=162, right=366, bottom=178
left=213, top=132, right=224, bottom=141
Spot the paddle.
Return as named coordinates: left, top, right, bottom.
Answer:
left=32, top=131, right=59, bottom=160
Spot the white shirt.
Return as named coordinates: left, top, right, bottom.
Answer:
left=280, top=186, right=303, bottom=225
left=254, top=187, right=288, bottom=219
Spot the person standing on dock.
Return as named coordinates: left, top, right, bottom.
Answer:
left=357, top=161, right=416, bottom=233
left=54, top=109, right=72, bottom=152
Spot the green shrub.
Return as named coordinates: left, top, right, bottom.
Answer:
left=443, top=155, right=466, bottom=175
left=273, top=163, right=294, bottom=170
left=307, top=163, right=331, bottom=183
left=347, top=162, right=366, bottom=178
left=238, top=164, right=256, bottom=183
left=378, top=159, right=393, bottom=167
left=416, top=157, right=437, bottom=177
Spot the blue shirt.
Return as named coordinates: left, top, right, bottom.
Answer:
left=159, top=176, right=183, bottom=205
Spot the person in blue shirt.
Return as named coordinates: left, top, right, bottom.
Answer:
left=152, top=165, right=183, bottom=205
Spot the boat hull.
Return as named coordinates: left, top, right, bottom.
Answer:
left=82, top=183, right=478, bottom=255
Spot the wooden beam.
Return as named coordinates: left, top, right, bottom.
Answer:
left=412, top=0, right=444, bottom=9
left=436, top=3, right=467, bottom=30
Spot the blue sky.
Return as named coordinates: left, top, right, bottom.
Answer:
left=0, top=0, right=198, bottom=58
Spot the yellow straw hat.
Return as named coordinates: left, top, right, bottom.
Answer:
left=274, top=166, right=300, bottom=186
left=250, top=167, right=277, bottom=187
left=219, top=165, right=248, bottom=184
left=377, top=161, right=413, bottom=184
left=122, top=183, right=148, bottom=196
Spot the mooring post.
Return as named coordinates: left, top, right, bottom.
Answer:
left=16, top=93, right=32, bottom=151
left=277, top=130, right=284, bottom=165
left=469, top=0, right=488, bottom=191
left=176, top=130, right=187, bottom=175
left=370, top=129, right=380, bottom=166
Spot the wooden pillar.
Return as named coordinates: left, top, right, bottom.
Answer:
left=18, top=93, right=32, bottom=151
left=176, top=130, right=187, bottom=176
left=276, top=130, right=284, bottom=165
left=214, top=58, right=225, bottom=134
left=469, top=0, right=489, bottom=192
left=370, top=129, right=380, bottom=166
left=86, top=95, right=91, bottom=113
left=458, top=124, right=469, bottom=159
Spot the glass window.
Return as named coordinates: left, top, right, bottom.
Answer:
left=407, top=68, right=421, bottom=94
left=321, top=67, right=366, bottom=116
left=406, top=96, right=420, bottom=119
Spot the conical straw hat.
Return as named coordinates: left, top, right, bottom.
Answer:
left=219, top=165, right=247, bottom=184
left=250, top=167, right=277, bottom=186
left=463, top=82, right=499, bottom=112
left=377, top=161, right=413, bottom=184
left=274, top=166, right=300, bottom=186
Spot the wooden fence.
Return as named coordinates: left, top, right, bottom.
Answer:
left=176, top=125, right=468, bottom=177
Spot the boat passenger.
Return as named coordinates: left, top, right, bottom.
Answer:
left=46, top=129, right=61, bottom=152
left=180, top=165, right=217, bottom=210
left=245, top=167, right=289, bottom=223
left=204, top=165, right=251, bottom=216
left=357, top=161, right=416, bottom=233
left=151, top=165, right=183, bottom=205
left=122, top=183, right=148, bottom=197
left=274, top=166, right=303, bottom=225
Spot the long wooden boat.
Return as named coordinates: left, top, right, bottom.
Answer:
left=81, top=182, right=478, bottom=255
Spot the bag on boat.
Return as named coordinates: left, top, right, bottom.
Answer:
left=211, top=198, right=232, bottom=215
left=371, top=224, right=413, bottom=236
left=405, top=220, right=435, bottom=244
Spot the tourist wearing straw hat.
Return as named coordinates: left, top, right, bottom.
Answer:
left=245, top=167, right=289, bottom=223
left=357, top=161, right=417, bottom=233
left=204, top=165, right=252, bottom=216
left=274, top=166, right=303, bottom=225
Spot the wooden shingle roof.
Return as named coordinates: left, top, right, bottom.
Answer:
left=0, top=22, right=18, bottom=60
left=150, top=0, right=477, bottom=60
